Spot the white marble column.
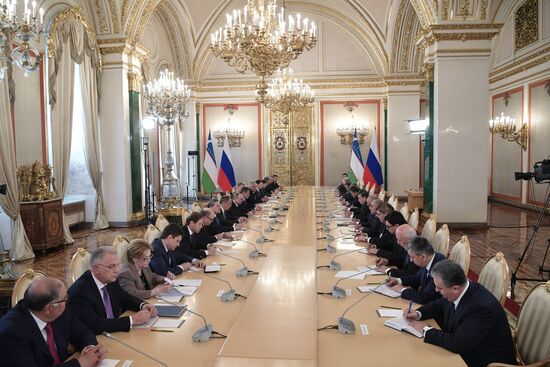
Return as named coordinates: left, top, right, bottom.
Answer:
left=387, top=87, right=422, bottom=197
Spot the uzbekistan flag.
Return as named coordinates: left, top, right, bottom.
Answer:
left=217, top=133, right=236, bottom=192
left=347, top=129, right=364, bottom=184
left=363, top=127, right=384, bottom=187
left=201, top=131, right=218, bottom=193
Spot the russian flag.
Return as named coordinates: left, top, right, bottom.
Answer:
left=217, top=134, right=236, bottom=192
left=363, top=128, right=384, bottom=187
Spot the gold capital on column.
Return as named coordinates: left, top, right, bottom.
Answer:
left=128, top=72, right=142, bottom=93
left=422, top=63, right=434, bottom=81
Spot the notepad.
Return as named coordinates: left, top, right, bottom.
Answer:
left=158, top=288, right=184, bottom=302
left=335, top=271, right=366, bottom=280
left=153, top=318, right=185, bottom=329
left=374, top=284, right=402, bottom=298
left=98, top=359, right=120, bottom=367
left=173, top=279, right=202, bottom=287
left=155, top=305, right=187, bottom=318
left=133, top=316, right=159, bottom=329
left=384, top=317, right=423, bottom=338
left=357, top=285, right=378, bottom=293
left=376, top=308, right=404, bottom=318
left=204, top=264, right=221, bottom=273
left=174, top=286, right=197, bottom=296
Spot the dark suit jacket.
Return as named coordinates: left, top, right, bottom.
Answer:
left=227, top=201, right=248, bottom=219
left=197, top=226, right=218, bottom=245
left=67, top=271, right=143, bottom=334
left=177, top=225, right=208, bottom=259
left=150, top=238, right=192, bottom=276
left=218, top=209, right=238, bottom=226
left=209, top=216, right=233, bottom=234
left=418, top=282, right=516, bottom=367
left=118, top=263, right=165, bottom=300
left=0, top=301, right=97, bottom=367
left=400, top=252, right=445, bottom=304
left=386, top=249, right=421, bottom=278
left=369, top=228, right=395, bottom=251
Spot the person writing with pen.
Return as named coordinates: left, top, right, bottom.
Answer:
left=386, top=236, right=445, bottom=305
left=403, top=260, right=516, bottom=367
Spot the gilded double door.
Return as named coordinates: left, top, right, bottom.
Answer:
left=268, top=107, right=314, bottom=186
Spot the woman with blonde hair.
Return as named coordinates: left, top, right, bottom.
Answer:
left=119, top=239, right=174, bottom=299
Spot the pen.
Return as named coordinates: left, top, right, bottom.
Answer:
left=151, top=329, right=174, bottom=333
left=380, top=305, right=401, bottom=310
left=365, top=281, right=384, bottom=285
left=406, top=299, right=413, bottom=315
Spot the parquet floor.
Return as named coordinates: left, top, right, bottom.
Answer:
left=12, top=201, right=550, bottom=309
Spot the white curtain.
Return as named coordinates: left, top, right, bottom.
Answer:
left=0, top=76, right=34, bottom=261
left=48, top=13, right=105, bottom=236
left=79, top=56, right=108, bottom=229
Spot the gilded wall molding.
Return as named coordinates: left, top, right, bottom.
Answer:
left=489, top=54, right=550, bottom=84
left=515, top=0, right=538, bottom=51
left=490, top=46, right=550, bottom=77
left=128, top=72, right=142, bottom=92
left=429, top=23, right=503, bottom=30
left=93, top=0, right=107, bottom=34
left=436, top=48, right=492, bottom=54
left=108, top=0, right=120, bottom=34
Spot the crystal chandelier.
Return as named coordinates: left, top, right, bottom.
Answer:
left=489, top=112, right=527, bottom=151
left=0, top=0, right=45, bottom=80
left=142, top=70, right=192, bottom=209
left=264, top=68, right=314, bottom=116
left=336, top=102, right=368, bottom=144
left=209, top=0, right=317, bottom=103
left=214, top=105, right=245, bottom=147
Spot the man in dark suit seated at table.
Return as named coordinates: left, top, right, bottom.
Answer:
left=68, top=247, right=158, bottom=334
left=220, top=195, right=247, bottom=224
left=150, top=223, right=203, bottom=277
left=405, top=260, right=517, bottom=367
left=207, top=199, right=238, bottom=233
left=375, top=223, right=420, bottom=278
left=0, top=277, right=105, bottom=367
left=179, top=211, right=216, bottom=260
left=387, top=236, right=445, bottom=304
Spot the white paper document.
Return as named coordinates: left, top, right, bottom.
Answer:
left=356, top=285, right=378, bottom=293
left=356, top=266, right=386, bottom=276
left=376, top=308, right=404, bottom=318
left=133, top=316, right=159, bottom=329
left=173, top=279, right=202, bottom=287
left=153, top=318, right=185, bottom=329
left=335, top=271, right=367, bottom=280
left=374, top=284, right=402, bottom=298
left=98, top=359, right=120, bottom=367
left=175, top=286, right=197, bottom=296
left=158, top=288, right=184, bottom=302
left=384, top=317, right=423, bottom=338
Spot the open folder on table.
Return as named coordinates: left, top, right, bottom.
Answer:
left=384, top=317, right=423, bottom=338
left=374, top=284, right=401, bottom=298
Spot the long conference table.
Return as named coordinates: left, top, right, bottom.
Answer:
left=98, top=187, right=466, bottom=367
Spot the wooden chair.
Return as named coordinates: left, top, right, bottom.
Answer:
left=155, top=214, right=170, bottom=232
left=387, top=194, right=397, bottom=209
left=488, top=281, right=550, bottom=367
left=421, top=214, right=437, bottom=243
left=181, top=207, right=190, bottom=225
left=144, top=224, right=161, bottom=244
left=400, top=202, right=410, bottom=222
left=69, top=248, right=91, bottom=283
left=378, top=189, right=386, bottom=202
left=478, top=252, right=509, bottom=305
left=191, top=202, right=202, bottom=213
left=449, top=235, right=471, bottom=274
left=113, top=236, right=130, bottom=265
left=11, top=269, right=47, bottom=306
left=432, top=224, right=450, bottom=257
left=408, top=207, right=419, bottom=231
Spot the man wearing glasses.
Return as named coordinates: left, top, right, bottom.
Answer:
left=0, top=277, right=106, bottom=366
left=68, top=247, right=158, bottom=335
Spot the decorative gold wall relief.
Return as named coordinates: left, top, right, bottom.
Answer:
left=515, top=0, right=538, bottom=51
left=269, top=107, right=314, bottom=186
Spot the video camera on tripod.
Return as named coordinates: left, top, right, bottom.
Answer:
left=515, top=159, right=550, bottom=183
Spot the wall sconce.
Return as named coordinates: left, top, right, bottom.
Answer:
left=336, top=102, right=369, bottom=144
left=489, top=112, right=527, bottom=151
left=408, top=119, right=429, bottom=135
left=213, top=105, right=245, bottom=147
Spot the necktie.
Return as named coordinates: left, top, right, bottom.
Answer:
left=140, top=273, right=150, bottom=290
left=102, top=287, right=114, bottom=319
left=45, top=323, right=61, bottom=365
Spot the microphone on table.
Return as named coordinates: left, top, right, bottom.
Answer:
left=246, top=227, right=274, bottom=243
left=102, top=332, right=168, bottom=366
left=318, top=247, right=364, bottom=271
left=186, top=308, right=227, bottom=342
left=264, top=223, right=279, bottom=232
left=318, top=267, right=372, bottom=299
left=218, top=251, right=258, bottom=277
left=318, top=233, right=352, bottom=253
left=201, top=272, right=246, bottom=301
left=237, top=239, right=267, bottom=258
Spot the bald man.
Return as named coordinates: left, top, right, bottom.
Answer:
left=0, top=277, right=105, bottom=367
left=376, top=223, right=421, bottom=278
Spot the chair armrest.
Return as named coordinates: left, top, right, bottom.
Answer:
left=488, top=357, right=550, bottom=367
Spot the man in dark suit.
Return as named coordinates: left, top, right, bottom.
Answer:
left=227, top=193, right=250, bottom=218
left=388, top=236, right=445, bottom=304
left=376, top=224, right=420, bottom=278
left=179, top=212, right=215, bottom=260
left=0, top=277, right=104, bottom=367
left=207, top=199, right=237, bottom=233
left=337, top=173, right=349, bottom=195
left=150, top=223, right=203, bottom=276
left=406, top=260, right=516, bottom=367
left=219, top=195, right=246, bottom=224
left=68, top=247, right=158, bottom=334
